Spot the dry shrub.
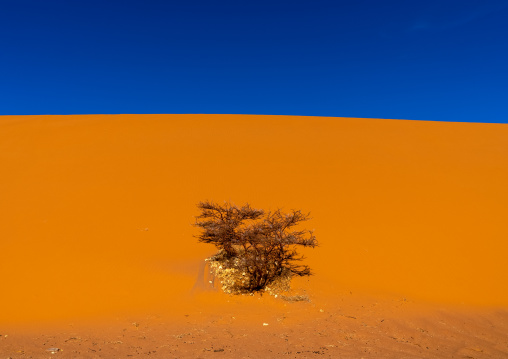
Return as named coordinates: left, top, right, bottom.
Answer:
left=194, top=201, right=318, bottom=295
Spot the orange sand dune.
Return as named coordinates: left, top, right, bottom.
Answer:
left=1, top=114, right=508, bottom=326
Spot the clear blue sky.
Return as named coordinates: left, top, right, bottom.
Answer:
left=1, top=0, right=507, bottom=122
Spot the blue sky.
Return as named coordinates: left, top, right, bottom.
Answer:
left=1, top=0, right=507, bottom=122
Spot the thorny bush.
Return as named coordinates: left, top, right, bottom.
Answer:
left=194, top=201, right=318, bottom=294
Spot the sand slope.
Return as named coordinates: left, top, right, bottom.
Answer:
left=1, top=114, right=508, bottom=327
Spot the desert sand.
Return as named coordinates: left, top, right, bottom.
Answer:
left=1, top=114, right=507, bottom=358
